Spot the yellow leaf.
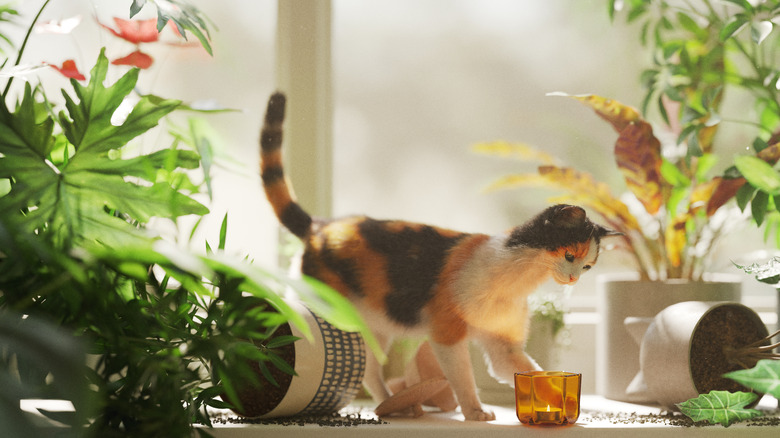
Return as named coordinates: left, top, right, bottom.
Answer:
left=697, top=123, right=718, bottom=154
left=549, top=92, right=642, bottom=134
left=484, top=174, right=551, bottom=192
left=472, top=141, right=559, bottom=165
left=690, top=179, right=718, bottom=209
left=665, top=215, right=688, bottom=268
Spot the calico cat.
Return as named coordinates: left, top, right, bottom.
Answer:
left=260, top=92, right=618, bottom=421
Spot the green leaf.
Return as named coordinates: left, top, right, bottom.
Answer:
left=695, top=154, right=718, bottom=182
left=607, top=0, right=616, bottom=22
left=0, top=49, right=205, bottom=248
left=751, top=21, right=774, bottom=45
left=266, top=351, right=297, bottom=376
left=151, top=0, right=214, bottom=56
left=753, top=137, right=770, bottom=153
left=752, top=190, right=770, bottom=226
left=0, top=313, right=97, bottom=431
left=736, top=183, right=757, bottom=211
left=265, top=335, right=299, bottom=350
left=129, top=0, right=147, bottom=17
left=661, top=159, right=690, bottom=187
left=721, top=0, right=753, bottom=12
left=725, top=360, right=780, bottom=398
left=59, top=51, right=180, bottom=155
left=677, top=391, right=762, bottom=426
left=218, top=213, right=228, bottom=251
left=735, top=155, right=780, bottom=195
left=676, top=12, right=704, bottom=38
left=720, top=16, right=748, bottom=41
left=735, top=256, right=780, bottom=284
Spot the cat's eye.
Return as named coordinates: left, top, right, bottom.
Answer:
left=583, top=265, right=592, bottom=270
left=565, top=252, right=575, bottom=262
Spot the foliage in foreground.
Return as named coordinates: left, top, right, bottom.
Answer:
left=0, top=2, right=374, bottom=437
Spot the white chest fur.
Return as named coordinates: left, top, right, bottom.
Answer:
left=451, top=237, right=551, bottom=342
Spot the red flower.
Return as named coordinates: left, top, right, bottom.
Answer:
left=111, top=50, right=154, bottom=69
left=48, top=60, right=86, bottom=81
left=101, top=17, right=159, bottom=44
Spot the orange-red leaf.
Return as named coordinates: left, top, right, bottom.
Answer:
left=112, top=50, right=154, bottom=69
left=757, top=143, right=780, bottom=164
left=48, top=59, right=86, bottom=81
left=614, top=121, right=665, bottom=215
left=101, top=17, right=159, bottom=44
left=706, top=177, right=745, bottom=216
left=705, top=143, right=780, bottom=215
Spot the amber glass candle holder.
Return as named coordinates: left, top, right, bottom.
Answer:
left=514, top=371, right=581, bottom=425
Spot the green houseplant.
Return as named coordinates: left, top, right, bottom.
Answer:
left=0, top=2, right=372, bottom=436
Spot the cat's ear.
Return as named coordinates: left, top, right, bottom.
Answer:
left=547, top=205, right=586, bottom=229
left=597, top=224, right=623, bottom=238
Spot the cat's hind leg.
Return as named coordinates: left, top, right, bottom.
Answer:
left=429, top=340, right=495, bottom=421
left=362, top=331, right=393, bottom=403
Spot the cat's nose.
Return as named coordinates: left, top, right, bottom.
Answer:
left=568, top=274, right=577, bottom=283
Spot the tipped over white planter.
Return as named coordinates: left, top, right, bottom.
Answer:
left=596, top=273, right=741, bottom=402
left=625, top=301, right=768, bottom=409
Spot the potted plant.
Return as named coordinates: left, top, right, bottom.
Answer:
left=474, top=0, right=780, bottom=400
left=224, top=299, right=367, bottom=419
left=668, top=255, right=780, bottom=427
left=0, top=2, right=372, bottom=436
left=625, top=300, right=777, bottom=408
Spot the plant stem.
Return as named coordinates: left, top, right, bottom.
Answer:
left=1, top=0, right=51, bottom=100
left=724, top=329, right=780, bottom=368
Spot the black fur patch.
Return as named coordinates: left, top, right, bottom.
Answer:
left=506, top=204, right=607, bottom=250
left=358, top=220, right=465, bottom=327
left=261, top=165, right=284, bottom=185
left=265, top=92, right=286, bottom=125
left=261, top=92, right=285, bottom=151
left=260, top=130, right=283, bottom=152
left=281, top=202, right=313, bottom=238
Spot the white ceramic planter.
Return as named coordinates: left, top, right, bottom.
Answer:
left=235, top=301, right=366, bottom=418
left=596, top=272, right=741, bottom=402
left=628, top=301, right=768, bottom=409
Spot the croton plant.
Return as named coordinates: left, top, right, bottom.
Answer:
left=477, top=0, right=780, bottom=282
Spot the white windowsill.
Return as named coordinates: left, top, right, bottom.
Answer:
left=21, top=394, right=779, bottom=436
left=204, top=395, right=780, bottom=437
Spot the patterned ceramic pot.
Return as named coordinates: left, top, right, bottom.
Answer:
left=232, top=301, right=366, bottom=418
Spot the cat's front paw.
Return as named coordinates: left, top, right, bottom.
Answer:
left=462, top=407, right=496, bottom=421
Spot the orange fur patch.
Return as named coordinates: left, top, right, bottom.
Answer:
left=551, top=241, right=590, bottom=259
left=429, top=234, right=491, bottom=345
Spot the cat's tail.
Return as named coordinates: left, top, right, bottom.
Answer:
left=260, top=92, right=313, bottom=239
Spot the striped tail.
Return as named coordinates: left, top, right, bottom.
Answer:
left=260, top=92, right=313, bottom=239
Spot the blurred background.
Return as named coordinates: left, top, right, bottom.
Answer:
left=6, top=0, right=777, bottom=394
